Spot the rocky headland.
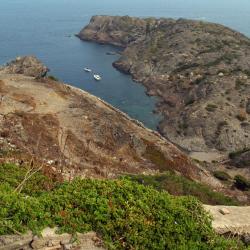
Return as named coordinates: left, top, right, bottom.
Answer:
left=78, top=15, right=250, bottom=156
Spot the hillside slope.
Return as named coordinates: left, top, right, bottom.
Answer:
left=0, top=56, right=216, bottom=185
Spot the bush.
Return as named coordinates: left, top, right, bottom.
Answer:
left=47, top=75, right=59, bottom=81
left=128, top=172, right=239, bottom=206
left=0, top=163, right=57, bottom=196
left=213, top=171, right=231, bottom=181
left=0, top=164, right=243, bottom=249
left=234, top=175, right=250, bottom=191
left=206, top=104, right=218, bottom=112
left=236, top=110, right=247, bottom=121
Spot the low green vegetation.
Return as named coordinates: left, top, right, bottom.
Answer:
left=234, top=175, right=250, bottom=191
left=143, top=145, right=167, bottom=171
left=0, top=163, right=56, bottom=196
left=47, top=75, right=59, bottom=81
left=128, top=171, right=239, bottom=206
left=213, top=171, right=231, bottom=181
left=0, top=164, right=244, bottom=249
left=206, top=103, right=218, bottom=112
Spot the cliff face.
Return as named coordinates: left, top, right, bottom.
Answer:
left=78, top=16, right=250, bottom=154
left=77, top=15, right=149, bottom=47
left=0, top=56, right=215, bottom=184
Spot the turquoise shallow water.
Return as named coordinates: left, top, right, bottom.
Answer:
left=0, top=0, right=250, bottom=129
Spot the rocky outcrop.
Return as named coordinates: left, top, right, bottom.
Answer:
left=204, top=205, right=250, bottom=245
left=0, top=56, right=219, bottom=186
left=0, top=56, right=49, bottom=78
left=79, top=16, right=250, bottom=154
left=77, top=15, right=149, bottom=47
left=0, top=228, right=104, bottom=250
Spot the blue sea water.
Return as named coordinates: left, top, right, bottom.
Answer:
left=0, top=0, right=250, bottom=129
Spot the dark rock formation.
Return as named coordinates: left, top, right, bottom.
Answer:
left=246, top=99, right=250, bottom=114
left=231, top=150, right=250, bottom=168
left=78, top=16, right=250, bottom=154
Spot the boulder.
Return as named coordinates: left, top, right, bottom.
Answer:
left=204, top=205, right=250, bottom=240
left=0, top=56, right=49, bottom=78
left=0, top=228, right=104, bottom=250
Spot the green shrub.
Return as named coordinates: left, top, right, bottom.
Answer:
left=143, top=145, right=167, bottom=171
left=206, top=104, right=218, bottom=112
left=128, top=172, right=239, bottom=206
left=0, top=164, right=56, bottom=196
left=47, top=75, right=59, bottom=81
left=213, top=171, right=231, bottom=181
left=0, top=164, right=243, bottom=249
left=234, top=175, right=250, bottom=191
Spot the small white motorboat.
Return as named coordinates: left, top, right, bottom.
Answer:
left=93, top=74, right=102, bottom=81
left=84, top=67, right=92, bottom=72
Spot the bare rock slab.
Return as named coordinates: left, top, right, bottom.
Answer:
left=204, top=205, right=250, bottom=235
left=0, top=228, right=105, bottom=250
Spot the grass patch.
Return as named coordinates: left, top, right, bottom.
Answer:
left=206, top=104, right=218, bottom=112
left=0, top=164, right=244, bottom=249
left=0, top=164, right=57, bottom=196
left=143, top=145, right=167, bottom=171
left=128, top=172, right=239, bottom=206
left=47, top=75, right=59, bottom=81
left=213, top=171, right=231, bottom=181
left=234, top=175, right=250, bottom=191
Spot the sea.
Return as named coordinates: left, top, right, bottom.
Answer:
left=0, top=0, right=250, bottom=129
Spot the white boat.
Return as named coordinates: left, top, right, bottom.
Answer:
left=93, top=74, right=102, bottom=81
left=84, top=67, right=92, bottom=72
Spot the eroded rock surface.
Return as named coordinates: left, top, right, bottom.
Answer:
left=204, top=205, right=250, bottom=245
left=79, top=16, right=250, bottom=154
left=0, top=56, right=49, bottom=78
left=0, top=228, right=104, bottom=250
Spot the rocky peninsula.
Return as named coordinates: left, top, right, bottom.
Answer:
left=78, top=15, right=250, bottom=156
